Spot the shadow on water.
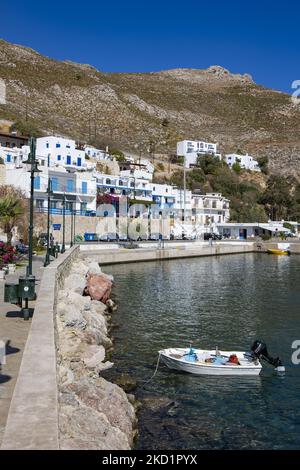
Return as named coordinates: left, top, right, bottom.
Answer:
left=107, top=254, right=300, bottom=450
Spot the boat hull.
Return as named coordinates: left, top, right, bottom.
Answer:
left=159, top=348, right=262, bottom=376
left=267, top=249, right=290, bottom=256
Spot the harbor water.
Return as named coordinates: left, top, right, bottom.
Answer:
left=106, top=253, right=300, bottom=449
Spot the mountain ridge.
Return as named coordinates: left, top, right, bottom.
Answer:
left=1, top=38, right=300, bottom=177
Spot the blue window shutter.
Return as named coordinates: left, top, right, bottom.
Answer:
left=57, top=155, right=61, bottom=161
left=56, top=143, right=61, bottom=148
left=51, top=178, right=58, bottom=191
left=77, top=157, right=81, bottom=166
left=6, top=154, right=11, bottom=162
left=34, top=176, right=40, bottom=190
left=67, top=179, right=74, bottom=192
left=46, top=143, right=49, bottom=148
left=66, top=156, right=71, bottom=165
left=82, top=181, right=87, bottom=194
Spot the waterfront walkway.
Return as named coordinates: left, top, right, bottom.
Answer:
left=0, top=256, right=45, bottom=446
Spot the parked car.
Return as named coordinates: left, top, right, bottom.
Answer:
left=203, top=232, right=222, bottom=241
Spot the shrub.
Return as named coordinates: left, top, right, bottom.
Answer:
left=0, top=241, right=18, bottom=268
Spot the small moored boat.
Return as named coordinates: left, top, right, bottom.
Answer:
left=159, top=341, right=285, bottom=377
left=267, top=248, right=290, bottom=256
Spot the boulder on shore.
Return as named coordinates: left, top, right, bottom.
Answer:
left=84, top=273, right=113, bottom=303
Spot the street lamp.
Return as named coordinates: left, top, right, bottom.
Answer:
left=61, top=193, right=66, bottom=253
left=44, top=178, right=53, bottom=267
left=23, top=137, right=41, bottom=277
left=127, top=176, right=136, bottom=240
left=73, top=206, right=76, bottom=245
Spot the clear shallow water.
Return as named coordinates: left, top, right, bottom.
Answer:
left=106, top=254, right=300, bottom=449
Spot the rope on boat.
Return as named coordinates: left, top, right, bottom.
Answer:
left=139, top=352, right=162, bottom=389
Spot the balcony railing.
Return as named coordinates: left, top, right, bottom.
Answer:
left=35, top=207, right=96, bottom=217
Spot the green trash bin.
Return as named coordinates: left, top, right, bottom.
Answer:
left=18, top=276, right=36, bottom=300
left=4, top=282, right=20, bottom=304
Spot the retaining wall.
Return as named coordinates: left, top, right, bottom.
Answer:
left=1, top=246, right=80, bottom=450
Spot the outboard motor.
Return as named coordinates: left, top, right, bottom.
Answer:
left=251, top=340, right=285, bottom=375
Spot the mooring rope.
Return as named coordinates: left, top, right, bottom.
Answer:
left=139, top=352, right=162, bottom=389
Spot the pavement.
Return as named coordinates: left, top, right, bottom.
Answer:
left=0, top=255, right=45, bottom=445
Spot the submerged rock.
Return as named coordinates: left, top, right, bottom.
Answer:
left=115, top=374, right=137, bottom=393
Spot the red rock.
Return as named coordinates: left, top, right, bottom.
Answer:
left=84, top=273, right=113, bottom=303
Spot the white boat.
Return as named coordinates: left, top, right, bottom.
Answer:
left=159, top=347, right=262, bottom=376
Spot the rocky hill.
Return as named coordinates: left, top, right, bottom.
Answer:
left=1, top=39, right=300, bottom=176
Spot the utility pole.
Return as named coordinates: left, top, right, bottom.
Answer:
left=44, top=178, right=53, bottom=267
left=183, top=161, right=187, bottom=225
left=61, top=193, right=66, bottom=253
left=24, top=137, right=41, bottom=276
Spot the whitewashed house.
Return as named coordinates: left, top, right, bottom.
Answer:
left=26, top=136, right=94, bottom=171
left=177, top=139, right=221, bottom=168
left=225, top=153, right=261, bottom=171
left=192, top=193, right=230, bottom=228
left=5, top=166, right=97, bottom=215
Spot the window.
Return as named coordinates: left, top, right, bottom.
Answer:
left=77, top=157, right=82, bottom=167
left=80, top=202, right=87, bottom=212
left=51, top=178, right=58, bottom=191
left=34, top=176, right=41, bottom=190
left=212, top=201, right=217, bottom=209
left=67, top=179, right=74, bottom=192
left=66, top=202, right=73, bottom=211
left=6, top=154, right=11, bottom=162
left=66, top=156, right=71, bottom=165
left=106, top=178, right=111, bottom=185
left=66, top=144, right=70, bottom=149
left=50, top=201, right=57, bottom=209
left=130, top=182, right=135, bottom=188
left=56, top=143, right=61, bottom=148
left=57, top=155, right=61, bottom=161
left=81, top=181, right=87, bottom=194
left=36, top=199, right=44, bottom=209
left=46, top=143, right=49, bottom=148
left=119, top=180, right=123, bottom=186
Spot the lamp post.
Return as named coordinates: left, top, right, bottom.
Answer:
left=23, top=137, right=41, bottom=277
left=73, top=205, right=76, bottom=245
left=44, top=178, right=53, bottom=267
left=127, top=176, right=136, bottom=240
left=61, top=193, right=66, bottom=253
left=70, top=205, right=74, bottom=247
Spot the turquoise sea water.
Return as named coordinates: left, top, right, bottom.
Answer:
left=107, top=254, right=300, bottom=449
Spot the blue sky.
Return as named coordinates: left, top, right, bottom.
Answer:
left=1, top=0, right=299, bottom=93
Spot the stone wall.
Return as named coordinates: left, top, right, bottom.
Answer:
left=1, top=246, right=80, bottom=450
left=56, top=257, right=137, bottom=449
left=1, top=245, right=137, bottom=450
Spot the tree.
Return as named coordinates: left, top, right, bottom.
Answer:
left=197, top=154, right=225, bottom=175
left=232, top=161, right=242, bottom=173
left=260, top=175, right=292, bottom=220
left=257, top=156, right=269, bottom=174
left=0, top=195, right=24, bottom=244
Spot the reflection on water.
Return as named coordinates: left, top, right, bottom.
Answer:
left=107, top=254, right=300, bottom=449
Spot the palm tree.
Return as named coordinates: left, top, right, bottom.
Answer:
left=0, top=196, right=24, bottom=244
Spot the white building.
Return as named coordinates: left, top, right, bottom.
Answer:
left=192, top=192, right=230, bottom=228
left=177, top=139, right=221, bottom=168
left=225, top=153, right=261, bottom=172
left=5, top=166, right=97, bottom=215
left=85, top=145, right=110, bottom=161
left=25, top=136, right=94, bottom=171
